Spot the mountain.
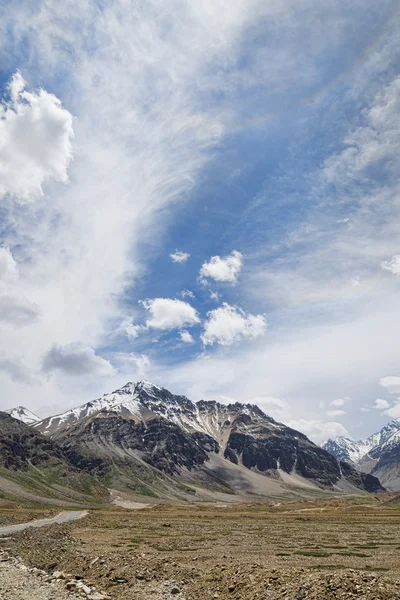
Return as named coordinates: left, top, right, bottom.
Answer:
left=33, top=381, right=383, bottom=498
left=0, top=412, right=109, bottom=506
left=322, top=418, right=400, bottom=490
left=5, top=406, right=40, bottom=425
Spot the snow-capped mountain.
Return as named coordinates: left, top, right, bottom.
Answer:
left=321, top=436, right=379, bottom=465
left=5, top=406, right=40, bottom=426
left=322, top=418, right=400, bottom=489
left=35, top=380, right=278, bottom=443
left=32, top=380, right=383, bottom=495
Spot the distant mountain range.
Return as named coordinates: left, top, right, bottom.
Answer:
left=322, top=419, right=400, bottom=489
left=1, top=380, right=383, bottom=503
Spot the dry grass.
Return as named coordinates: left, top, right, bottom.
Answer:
left=5, top=495, right=400, bottom=599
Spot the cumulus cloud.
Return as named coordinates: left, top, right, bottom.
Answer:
left=381, top=255, right=400, bottom=275
left=141, top=298, right=200, bottom=331
left=379, top=376, right=400, bottom=394
left=0, top=247, right=18, bottom=282
left=0, top=71, right=74, bottom=203
left=201, top=303, right=266, bottom=346
left=0, top=291, right=41, bottom=326
left=170, top=250, right=190, bottom=263
left=384, top=403, right=400, bottom=419
left=199, top=250, right=243, bottom=284
left=287, top=419, right=351, bottom=445
left=179, top=329, right=194, bottom=343
left=326, top=409, right=346, bottom=418
left=42, top=343, right=115, bottom=376
left=374, top=398, right=390, bottom=410
left=330, top=397, right=350, bottom=407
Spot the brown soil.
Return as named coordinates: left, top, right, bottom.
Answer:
left=4, top=496, right=400, bottom=599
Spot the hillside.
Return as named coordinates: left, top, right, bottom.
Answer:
left=0, top=412, right=109, bottom=506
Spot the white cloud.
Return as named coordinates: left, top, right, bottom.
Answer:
left=252, top=395, right=288, bottom=419
left=170, top=250, right=190, bottom=263
left=330, top=397, right=350, bottom=407
left=381, top=255, right=400, bottom=275
left=209, top=290, right=220, bottom=301
left=374, top=398, right=390, bottom=410
left=0, top=353, right=36, bottom=384
left=1, top=0, right=399, bottom=433
left=0, top=71, right=74, bottom=203
left=199, top=250, right=243, bottom=284
left=201, top=303, right=266, bottom=346
left=0, top=291, right=41, bottom=326
left=130, top=353, right=151, bottom=375
left=141, top=298, right=200, bottom=331
left=287, top=419, right=351, bottom=445
left=124, top=322, right=146, bottom=340
left=384, top=403, right=400, bottom=419
left=323, top=75, right=400, bottom=187
left=179, top=329, right=194, bottom=344
left=379, top=376, right=400, bottom=395
left=180, top=289, right=195, bottom=299
left=0, top=247, right=18, bottom=282
left=42, top=343, right=115, bottom=376
left=326, top=409, right=346, bottom=418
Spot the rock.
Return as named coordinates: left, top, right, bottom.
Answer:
left=171, top=586, right=180, bottom=595
left=89, top=557, right=99, bottom=568
left=52, top=570, right=65, bottom=579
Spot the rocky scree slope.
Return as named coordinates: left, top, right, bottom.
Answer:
left=0, top=412, right=109, bottom=504
left=30, top=381, right=384, bottom=495
left=322, top=418, right=400, bottom=490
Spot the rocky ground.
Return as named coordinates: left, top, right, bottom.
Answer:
left=0, top=549, right=107, bottom=599
left=2, top=497, right=400, bottom=599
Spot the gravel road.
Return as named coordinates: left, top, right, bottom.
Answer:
left=0, top=511, right=88, bottom=536
left=0, top=510, right=101, bottom=600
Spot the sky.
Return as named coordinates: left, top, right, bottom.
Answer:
left=1, top=0, right=400, bottom=444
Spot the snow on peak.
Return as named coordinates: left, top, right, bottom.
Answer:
left=5, top=406, right=40, bottom=425
left=135, top=380, right=162, bottom=393
left=323, top=418, right=400, bottom=465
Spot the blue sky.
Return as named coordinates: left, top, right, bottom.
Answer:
left=1, top=0, right=400, bottom=443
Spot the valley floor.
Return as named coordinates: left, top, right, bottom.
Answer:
left=2, top=496, right=400, bottom=599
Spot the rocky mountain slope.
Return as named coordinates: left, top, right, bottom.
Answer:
left=322, top=418, right=400, bottom=489
left=0, top=412, right=108, bottom=505
left=25, top=381, right=384, bottom=498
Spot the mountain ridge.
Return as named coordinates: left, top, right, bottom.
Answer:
left=322, top=418, right=400, bottom=489
left=18, top=380, right=382, bottom=497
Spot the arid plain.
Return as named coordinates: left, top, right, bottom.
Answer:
left=2, top=495, right=400, bottom=600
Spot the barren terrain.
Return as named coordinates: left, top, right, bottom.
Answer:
left=1, top=495, right=400, bottom=599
